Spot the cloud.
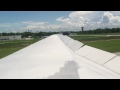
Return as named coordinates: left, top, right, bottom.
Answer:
left=1, top=11, right=120, bottom=32
left=56, top=12, right=91, bottom=28
left=21, top=21, right=64, bottom=32
left=56, top=17, right=70, bottom=22
left=22, top=21, right=49, bottom=25
left=101, top=12, right=111, bottom=23
left=56, top=11, right=94, bottom=30
left=56, top=11, right=120, bottom=30
left=0, top=23, right=13, bottom=28
left=100, top=12, right=120, bottom=24
left=21, top=21, right=49, bottom=31
left=69, top=11, right=93, bottom=18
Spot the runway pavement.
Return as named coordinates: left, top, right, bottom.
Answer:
left=114, top=52, right=120, bottom=56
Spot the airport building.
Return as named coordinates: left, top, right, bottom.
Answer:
left=0, top=35, right=22, bottom=40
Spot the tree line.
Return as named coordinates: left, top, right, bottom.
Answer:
left=0, top=27, right=120, bottom=38
left=79, top=28, right=120, bottom=34
left=0, top=31, right=59, bottom=38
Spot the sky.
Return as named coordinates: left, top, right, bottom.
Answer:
left=0, top=11, right=120, bottom=33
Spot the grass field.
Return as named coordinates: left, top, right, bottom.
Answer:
left=70, top=35, right=120, bottom=53
left=0, top=35, right=120, bottom=59
left=84, top=40, right=120, bottom=53
left=0, top=39, right=39, bottom=59
left=70, top=35, right=120, bottom=41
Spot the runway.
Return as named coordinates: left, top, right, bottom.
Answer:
left=114, top=52, right=120, bottom=56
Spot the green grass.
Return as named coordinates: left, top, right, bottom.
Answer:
left=0, top=39, right=39, bottom=59
left=75, top=32, right=120, bottom=35
left=70, top=35, right=120, bottom=53
left=84, top=40, right=120, bottom=53
left=0, top=47, right=24, bottom=59
left=1, top=35, right=120, bottom=59
left=70, top=35, right=120, bottom=41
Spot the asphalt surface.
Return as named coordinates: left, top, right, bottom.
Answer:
left=114, top=52, right=120, bottom=56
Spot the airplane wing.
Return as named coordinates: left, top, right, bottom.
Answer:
left=0, top=34, right=120, bottom=79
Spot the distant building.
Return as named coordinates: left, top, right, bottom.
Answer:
left=0, top=35, right=22, bottom=40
